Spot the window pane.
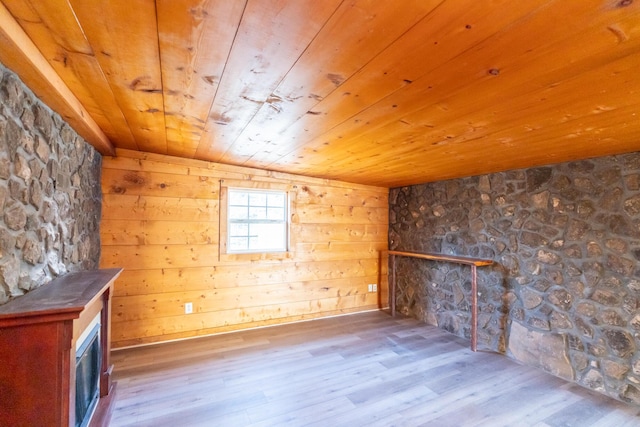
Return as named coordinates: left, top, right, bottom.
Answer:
left=248, top=223, right=285, bottom=250
left=229, top=206, right=248, bottom=220
left=249, top=193, right=267, bottom=207
left=267, top=207, right=284, bottom=220
left=229, top=191, right=248, bottom=205
left=229, top=236, right=249, bottom=251
left=267, top=193, right=285, bottom=207
left=249, top=207, right=267, bottom=219
left=229, top=223, right=248, bottom=237
left=227, top=188, right=288, bottom=254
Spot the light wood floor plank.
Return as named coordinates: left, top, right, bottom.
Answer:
left=110, top=311, right=640, bottom=426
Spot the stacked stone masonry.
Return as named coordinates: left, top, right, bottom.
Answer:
left=389, top=154, right=640, bottom=405
left=0, top=62, right=102, bottom=305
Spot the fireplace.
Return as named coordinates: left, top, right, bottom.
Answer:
left=76, top=318, right=101, bottom=427
left=0, top=269, right=121, bottom=426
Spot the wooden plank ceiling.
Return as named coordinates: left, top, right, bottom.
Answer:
left=0, top=0, right=639, bottom=187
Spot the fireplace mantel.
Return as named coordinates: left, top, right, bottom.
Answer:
left=0, top=268, right=122, bottom=427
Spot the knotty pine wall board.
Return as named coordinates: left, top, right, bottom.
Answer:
left=101, top=149, right=388, bottom=348
left=112, top=259, right=382, bottom=297
left=102, top=148, right=384, bottom=192
left=110, top=294, right=378, bottom=344
left=291, top=224, right=388, bottom=243
left=102, top=194, right=218, bottom=222
left=101, top=219, right=217, bottom=246
left=112, top=278, right=374, bottom=322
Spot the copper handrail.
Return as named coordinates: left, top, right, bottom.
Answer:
left=387, top=250, right=493, bottom=352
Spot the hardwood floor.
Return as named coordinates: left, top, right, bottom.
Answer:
left=110, top=311, right=640, bottom=426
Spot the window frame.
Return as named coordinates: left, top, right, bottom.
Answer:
left=227, top=187, right=288, bottom=253
left=219, top=180, right=297, bottom=262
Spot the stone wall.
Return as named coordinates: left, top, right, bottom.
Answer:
left=0, top=62, right=102, bottom=305
left=389, top=154, right=640, bottom=405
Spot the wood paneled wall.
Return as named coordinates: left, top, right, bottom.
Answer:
left=100, top=149, right=388, bottom=348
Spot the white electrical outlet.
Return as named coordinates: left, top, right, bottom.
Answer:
left=185, top=302, right=193, bottom=314
left=372, top=284, right=377, bottom=292
left=368, top=284, right=373, bottom=292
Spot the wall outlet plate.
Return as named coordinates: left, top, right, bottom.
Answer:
left=368, top=284, right=373, bottom=292
left=372, top=284, right=377, bottom=292
left=185, top=302, right=193, bottom=314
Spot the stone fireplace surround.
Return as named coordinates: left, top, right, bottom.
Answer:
left=0, top=61, right=102, bottom=305
left=389, top=154, right=640, bottom=405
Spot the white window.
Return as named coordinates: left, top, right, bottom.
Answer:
left=227, top=189, right=287, bottom=253
left=219, top=180, right=296, bottom=262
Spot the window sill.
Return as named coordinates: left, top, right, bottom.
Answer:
left=219, top=251, right=294, bottom=263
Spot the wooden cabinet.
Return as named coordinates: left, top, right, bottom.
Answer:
left=0, top=268, right=122, bottom=427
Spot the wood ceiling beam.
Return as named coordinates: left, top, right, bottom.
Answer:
left=0, top=2, right=115, bottom=156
